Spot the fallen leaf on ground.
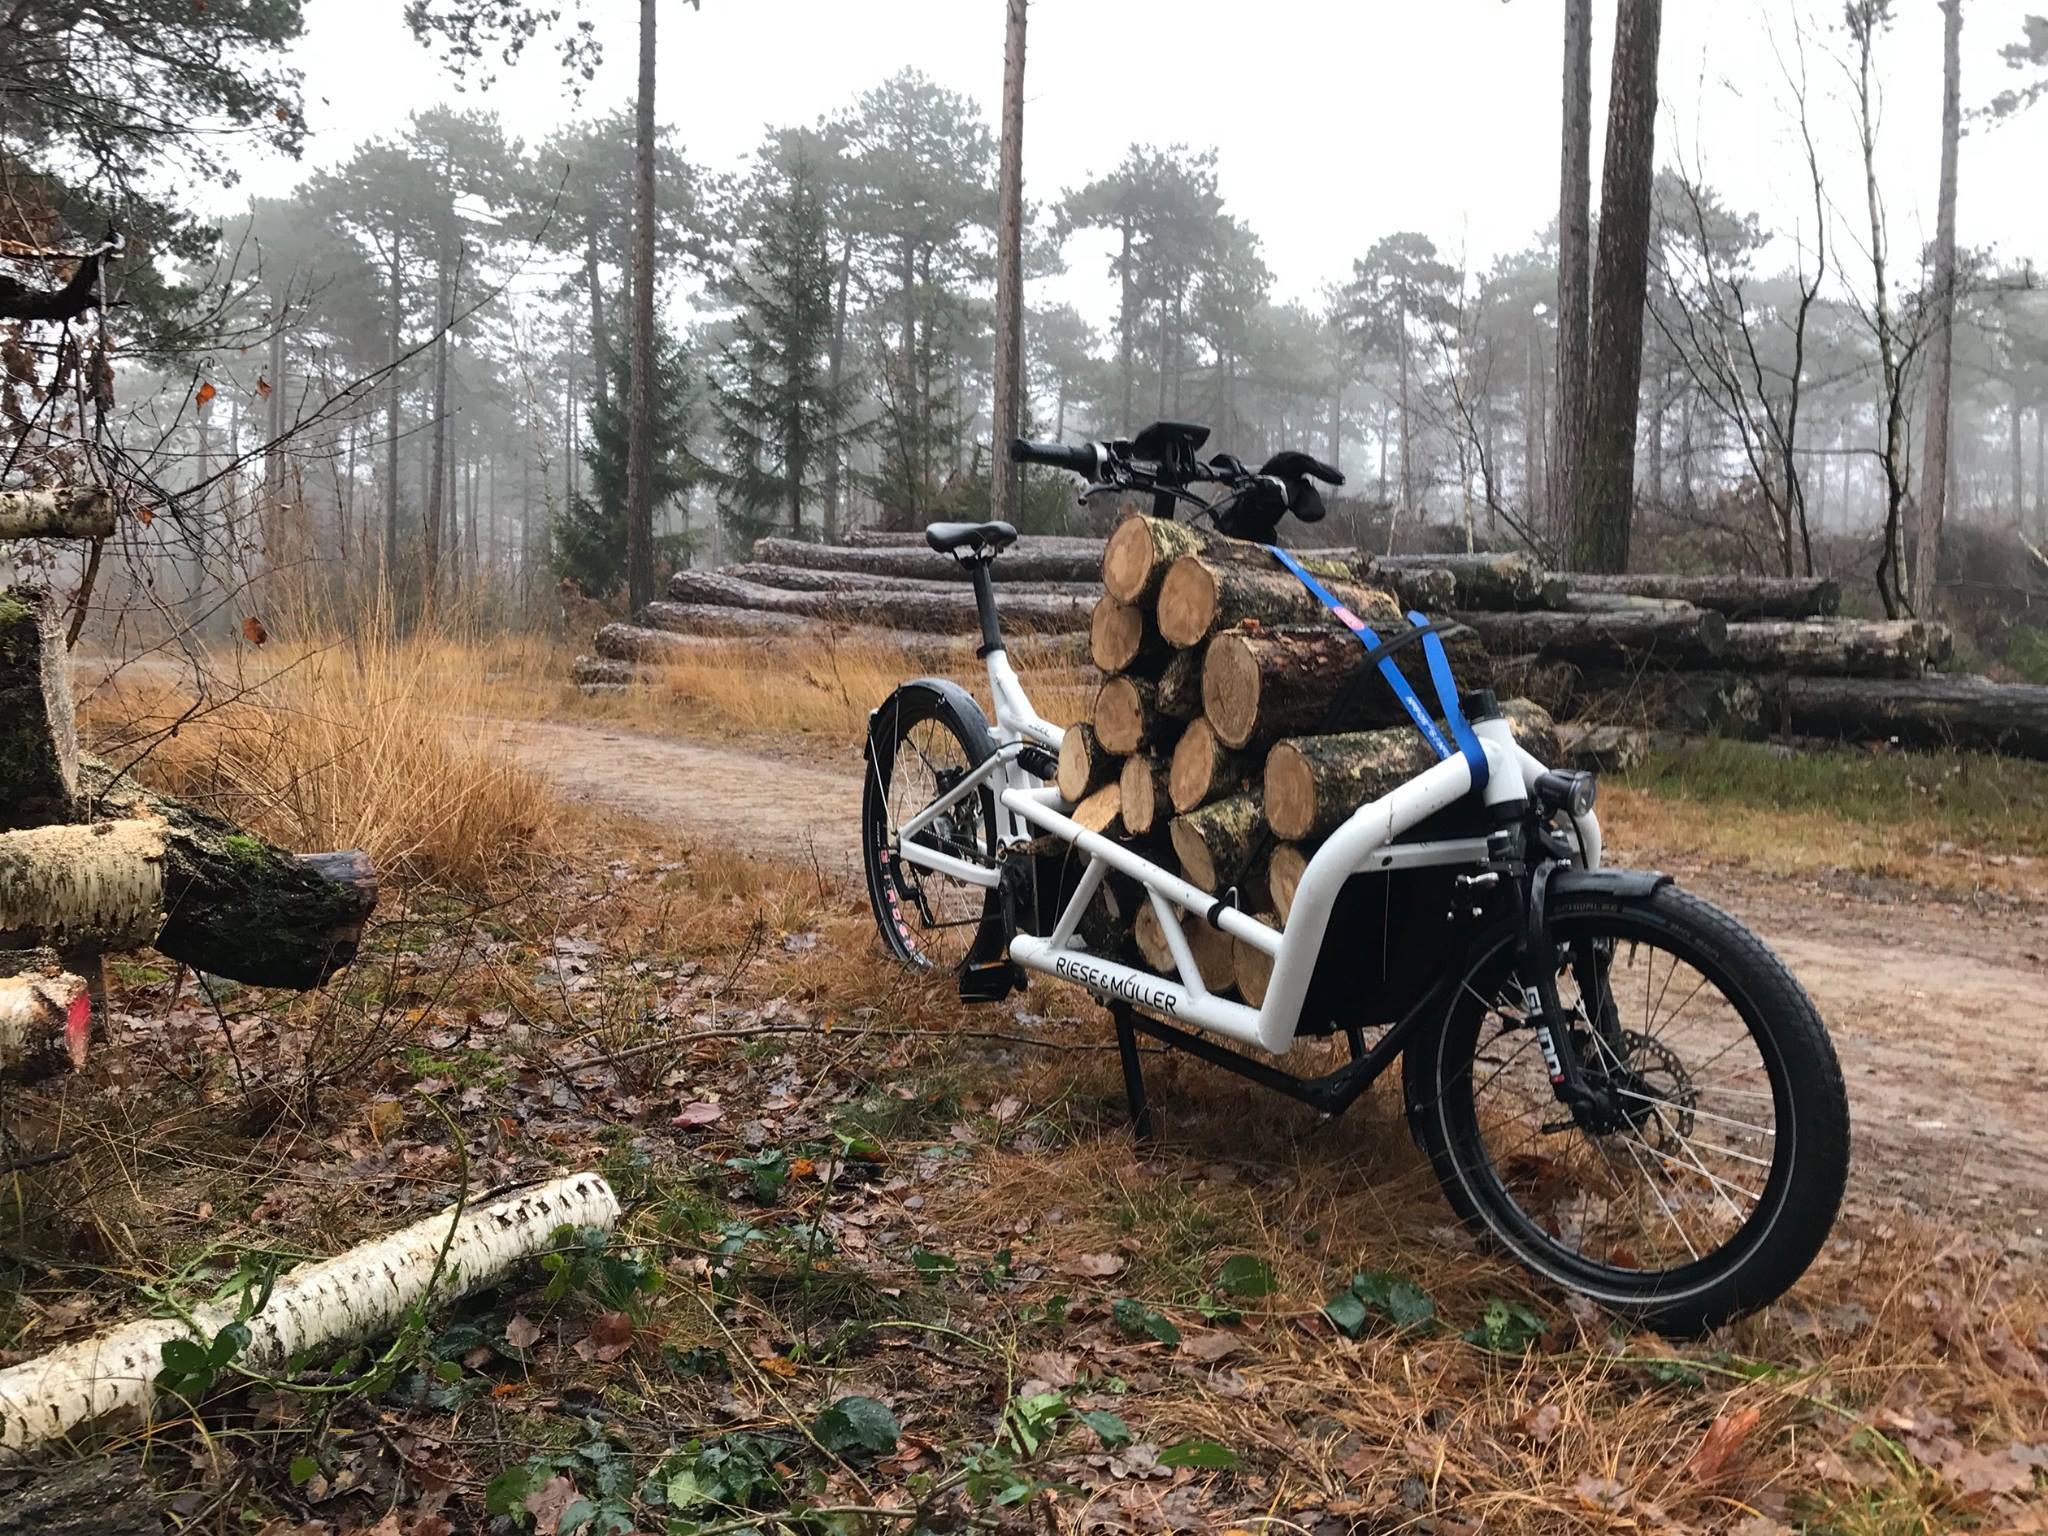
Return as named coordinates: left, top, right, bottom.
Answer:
left=1177, top=1329, right=1241, bottom=1362
left=1057, top=1251, right=1124, bottom=1278
left=503, top=1315, right=541, bottom=1350
left=672, top=1101, right=723, bottom=1127
left=1685, top=1405, right=1762, bottom=1484
left=524, top=1475, right=575, bottom=1532
left=574, top=1311, right=634, bottom=1363
left=1517, top=1401, right=1562, bottom=1445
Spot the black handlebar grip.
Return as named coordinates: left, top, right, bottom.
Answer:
left=1010, top=437, right=1097, bottom=476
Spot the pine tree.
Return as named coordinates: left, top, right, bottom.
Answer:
left=553, top=325, right=697, bottom=601
left=707, top=134, right=845, bottom=553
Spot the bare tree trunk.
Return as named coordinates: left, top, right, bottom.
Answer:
left=1568, top=0, right=1662, bottom=574
left=585, top=223, right=608, bottom=412
left=990, top=0, right=1028, bottom=526
left=1117, top=216, right=1135, bottom=429
left=423, top=256, right=450, bottom=622
left=383, top=247, right=403, bottom=595
left=624, top=0, right=659, bottom=613
left=1396, top=303, right=1413, bottom=524
left=2013, top=384, right=2027, bottom=520
left=1915, top=0, right=1962, bottom=609
left=822, top=233, right=853, bottom=541
left=1552, top=0, right=1593, bottom=545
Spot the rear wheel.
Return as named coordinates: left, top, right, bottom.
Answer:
left=862, top=687, right=999, bottom=972
left=1404, top=882, right=1849, bottom=1334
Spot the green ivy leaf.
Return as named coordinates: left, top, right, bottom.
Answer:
left=1216, top=1255, right=1276, bottom=1298
left=814, top=1394, right=901, bottom=1455
left=1464, top=1297, right=1547, bottom=1353
left=1322, top=1290, right=1369, bottom=1338
left=1111, top=1297, right=1181, bottom=1347
left=1158, top=1438, right=1239, bottom=1469
left=1078, top=1408, right=1133, bottom=1448
left=484, top=1465, right=536, bottom=1517
left=288, top=1454, right=320, bottom=1488
left=912, top=1248, right=958, bottom=1281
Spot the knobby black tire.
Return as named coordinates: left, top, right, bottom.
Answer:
left=861, top=686, right=999, bottom=972
left=1403, top=882, right=1849, bottom=1335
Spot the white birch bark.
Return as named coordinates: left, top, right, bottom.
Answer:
left=0, top=1172, right=620, bottom=1456
left=0, top=487, right=114, bottom=540
left=0, top=969, right=88, bottom=1072
left=0, top=819, right=167, bottom=953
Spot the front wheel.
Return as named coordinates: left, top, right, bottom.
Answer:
left=1404, top=881, right=1849, bottom=1334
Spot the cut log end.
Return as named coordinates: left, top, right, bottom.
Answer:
left=1056, top=722, right=1117, bottom=803
left=1093, top=676, right=1165, bottom=756
left=1089, top=595, right=1161, bottom=675
left=1268, top=845, right=1307, bottom=925
left=1231, top=917, right=1278, bottom=1007
left=1167, top=718, right=1248, bottom=814
left=1118, top=754, right=1171, bottom=839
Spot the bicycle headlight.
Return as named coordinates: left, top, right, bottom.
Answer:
left=1535, top=769, right=1597, bottom=820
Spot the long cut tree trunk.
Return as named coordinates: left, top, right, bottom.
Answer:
left=1568, top=0, right=1663, bottom=574
left=1914, top=0, right=1962, bottom=609
left=1552, top=0, right=1593, bottom=545
left=624, top=0, right=660, bottom=613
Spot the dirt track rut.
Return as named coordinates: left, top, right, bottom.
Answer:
left=491, top=717, right=2048, bottom=1227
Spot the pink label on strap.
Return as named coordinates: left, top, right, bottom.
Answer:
left=1331, top=605, right=1366, bottom=631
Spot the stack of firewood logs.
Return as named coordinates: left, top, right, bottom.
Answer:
left=579, top=519, right=2048, bottom=760
left=1048, top=517, right=1561, bottom=1005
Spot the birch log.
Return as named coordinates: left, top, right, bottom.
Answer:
left=0, top=487, right=114, bottom=541
left=0, top=968, right=89, bottom=1078
left=0, top=1172, right=620, bottom=1457
left=77, top=760, right=376, bottom=989
left=0, top=820, right=167, bottom=955
left=0, top=586, right=80, bottom=827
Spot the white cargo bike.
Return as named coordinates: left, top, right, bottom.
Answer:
left=861, top=424, right=1848, bottom=1334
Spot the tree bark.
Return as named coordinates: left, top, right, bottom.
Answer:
left=1155, top=645, right=1205, bottom=720
left=822, top=233, right=854, bottom=543
left=1373, top=551, right=1564, bottom=610
left=624, top=0, right=660, bottom=614
left=383, top=246, right=404, bottom=595
left=424, top=256, right=451, bottom=622
left=1200, top=622, right=1491, bottom=750
left=1563, top=570, right=1839, bottom=618
left=1156, top=557, right=1409, bottom=649
left=1915, top=0, right=1965, bottom=606
left=1568, top=0, right=1663, bottom=572
left=1721, top=618, right=1948, bottom=678
left=1093, top=675, right=1168, bottom=754
left=0, top=1454, right=164, bottom=1536
left=0, top=1174, right=620, bottom=1456
left=1452, top=605, right=1725, bottom=668
left=1168, top=793, right=1264, bottom=893
left=1264, top=727, right=1433, bottom=843
left=0, top=587, right=80, bottom=828
left=585, top=222, right=608, bottom=413
left=989, top=0, right=1028, bottom=526
left=722, top=562, right=1096, bottom=600
left=750, top=536, right=1103, bottom=584
left=0, top=487, right=113, bottom=540
left=594, top=612, right=1088, bottom=668
left=1553, top=0, right=1594, bottom=543
left=70, top=760, right=377, bottom=989
left=1773, top=673, right=2048, bottom=758
left=663, top=568, right=1090, bottom=635
left=1167, top=717, right=1250, bottom=814
left=1056, top=721, right=1118, bottom=803
left=0, top=819, right=168, bottom=956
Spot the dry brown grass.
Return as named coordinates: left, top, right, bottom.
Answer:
left=561, top=629, right=1101, bottom=745
left=75, top=624, right=577, bottom=892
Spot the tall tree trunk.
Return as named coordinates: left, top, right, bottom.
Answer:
left=1568, top=0, right=1663, bottom=574
left=1117, top=216, right=1134, bottom=429
left=1523, top=329, right=1540, bottom=519
left=1327, top=385, right=1342, bottom=471
left=424, top=256, right=451, bottom=621
left=822, top=233, right=853, bottom=541
left=2013, top=384, right=2026, bottom=520
left=1552, top=0, right=1594, bottom=544
left=990, top=0, right=1028, bottom=526
left=383, top=246, right=403, bottom=595
left=2036, top=401, right=2045, bottom=530
left=625, top=0, right=659, bottom=613
left=1396, top=302, right=1413, bottom=521
left=1915, top=0, right=1962, bottom=609
left=586, top=223, right=608, bottom=412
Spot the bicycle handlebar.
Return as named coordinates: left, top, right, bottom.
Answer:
left=1009, top=437, right=1100, bottom=477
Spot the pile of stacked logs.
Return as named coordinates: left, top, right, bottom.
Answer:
left=1046, top=517, right=1562, bottom=1005
left=580, top=519, right=2048, bottom=762
left=1, top=489, right=379, bottom=1080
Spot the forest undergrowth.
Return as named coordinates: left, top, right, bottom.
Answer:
left=2, top=632, right=2042, bottom=1535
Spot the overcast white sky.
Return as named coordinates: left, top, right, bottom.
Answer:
left=237, top=0, right=2045, bottom=319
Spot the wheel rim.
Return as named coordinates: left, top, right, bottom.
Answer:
left=1444, top=914, right=1791, bottom=1291
left=869, top=714, right=994, bottom=972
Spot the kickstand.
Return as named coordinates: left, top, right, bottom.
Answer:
left=1111, top=1003, right=1153, bottom=1142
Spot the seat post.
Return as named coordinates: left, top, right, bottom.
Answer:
left=967, top=556, right=1003, bottom=654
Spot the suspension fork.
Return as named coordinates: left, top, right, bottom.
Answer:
left=1504, top=836, right=1610, bottom=1121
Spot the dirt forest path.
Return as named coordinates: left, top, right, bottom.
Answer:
left=493, top=716, right=2048, bottom=1232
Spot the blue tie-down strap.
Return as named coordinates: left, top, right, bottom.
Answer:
left=1263, top=545, right=1488, bottom=792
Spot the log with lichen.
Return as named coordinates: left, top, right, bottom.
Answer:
left=1168, top=793, right=1264, bottom=893
left=1156, top=556, right=1411, bottom=649
left=1154, top=645, right=1205, bottom=720
left=0, top=587, right=80, bottom=828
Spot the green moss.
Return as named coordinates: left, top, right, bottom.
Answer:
left=219, top=833, right=272, bottom=864
left=0, top=595, right=32, bottom=629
